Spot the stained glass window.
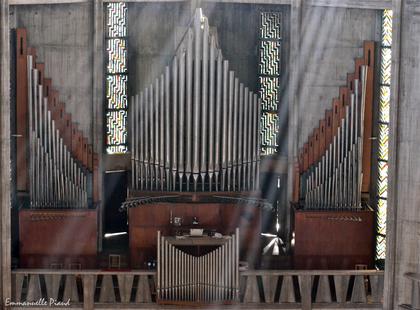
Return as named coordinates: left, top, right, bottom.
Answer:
left=376, top=9, right=392, bottom=264
left=259, top=12, right=282, bottom=156
left=105, top=2, right=128, bottom=154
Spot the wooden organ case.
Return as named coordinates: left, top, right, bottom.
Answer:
left=14, top=28, right=99, bottom=269
left=292, top=42, right=376, bottom=269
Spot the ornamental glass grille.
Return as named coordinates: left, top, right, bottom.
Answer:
left=376, top=9, right=392, bottom=264
left=105, top=2, right=128, bottom=154
left=259, top=12, right=282, bottom=156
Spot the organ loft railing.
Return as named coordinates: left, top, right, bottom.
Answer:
left=15, top=28, right=99, bottom=209
left=293, top=42, right=375, bottom=210
left=130, top=9, right=262, bottom=193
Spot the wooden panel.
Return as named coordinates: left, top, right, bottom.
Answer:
left=303, top=143, right=309, bottom=171
left=339, top=87, right=349, bottom=120
left=308, top=134, right=314, bottom=167
left=293, top=209, right=375, bottom=269
left=354, top=58, right=365, bottom=81
left=293, top=162, right=300, bottom=203
left=63, top=113, right=72, bottom=148
left=16, top=29, right=29, bottom=191
left=82, top=137, right=88, bottom=168
left=87, top=144, right=93, bottom=171
left=362, top=41, right=375, bottom=194
left=319, top=119, right=326, bottom=156
left=19, top=209, right=98, bottom=268
left=313, top=128, right=320, bottom=163
left=71, top=123, right=78, bottom=157
left=43, top=78, right=52, bottom=102
left=35, top=63, right=45, bottom=83
left=332, top=99, right=340, bottom=138
left=325, top=110, right=333, bottom=147
left=347, top=73, right=355, bottom=92
left=92, top=154, right=99, bottom=203
left=129, top=196, right=262, bottom=269
left=298, top=149, right=304, bottom=173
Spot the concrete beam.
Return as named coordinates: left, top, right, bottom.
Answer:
left=287, top=0, right=302, bottom=248
left=10, top=0, right=390, bottom=9
left=93, top=0, right=104, bottom=252
left=0, top=0, right=12, bottom=307
left=10, top=0, right=87, bottom=4
left=306, top=0, right=391, bottom=9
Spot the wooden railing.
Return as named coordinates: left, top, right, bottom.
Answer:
left=10, top=269, right=384, bottom=309
left=400, top=272, right=420, bottom=309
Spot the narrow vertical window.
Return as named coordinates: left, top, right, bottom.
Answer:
left=259, top=12, right=281, bottom=156
left=105, top=2, right=128, bottom=154
left=376, top=9, right=392, bottom=266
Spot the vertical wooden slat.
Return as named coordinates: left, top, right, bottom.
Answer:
left=16, top=28, right=29, bottom=191
left=298, top=275, right=312, bottom=310
left=362, top=41, right=375, bottom=194
left=83, top=275, right=95, bottom=310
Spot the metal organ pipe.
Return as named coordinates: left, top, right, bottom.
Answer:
left=130, top=10, right=261, bottom=192
left=26, top=55, right=88, bottom=208
left=299, top=65, right=369, bottom=210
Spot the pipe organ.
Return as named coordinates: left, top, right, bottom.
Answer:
left=130, top=9, right=262, bottom=193
left=15, top=28, right=99, bottom=209
left=14, top=29, right=99, bottom=268
left=292, top=42, right=376, bottom=269
left=294, top=42, right=375, bottom=209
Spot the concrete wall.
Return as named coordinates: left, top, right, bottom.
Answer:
left=389, top=2, right=420, bottom=306
left=128, top=2, right=191, bottom=95
left=128, top=2, right=289, bottom=102
left=297, top=6, right=379, bottom=147
left=13, top=3, right=93, bottom=140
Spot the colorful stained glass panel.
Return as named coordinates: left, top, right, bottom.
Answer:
left=106, top=110, right=128, bottom=151
left=107, top=39, right=127, bottom=74
left=107, top=75, right=128, bottom=109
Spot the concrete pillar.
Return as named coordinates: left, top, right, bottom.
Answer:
left=287, top=0, right=302, bottom=247
left=93, top=0, right=104, bottom=251
left=0, top=0, right=12, bottom=307
left=384, top=0, right=420, bottom=309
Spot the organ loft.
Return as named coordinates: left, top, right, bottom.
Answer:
left=0, top=1, right=419, bottom=309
